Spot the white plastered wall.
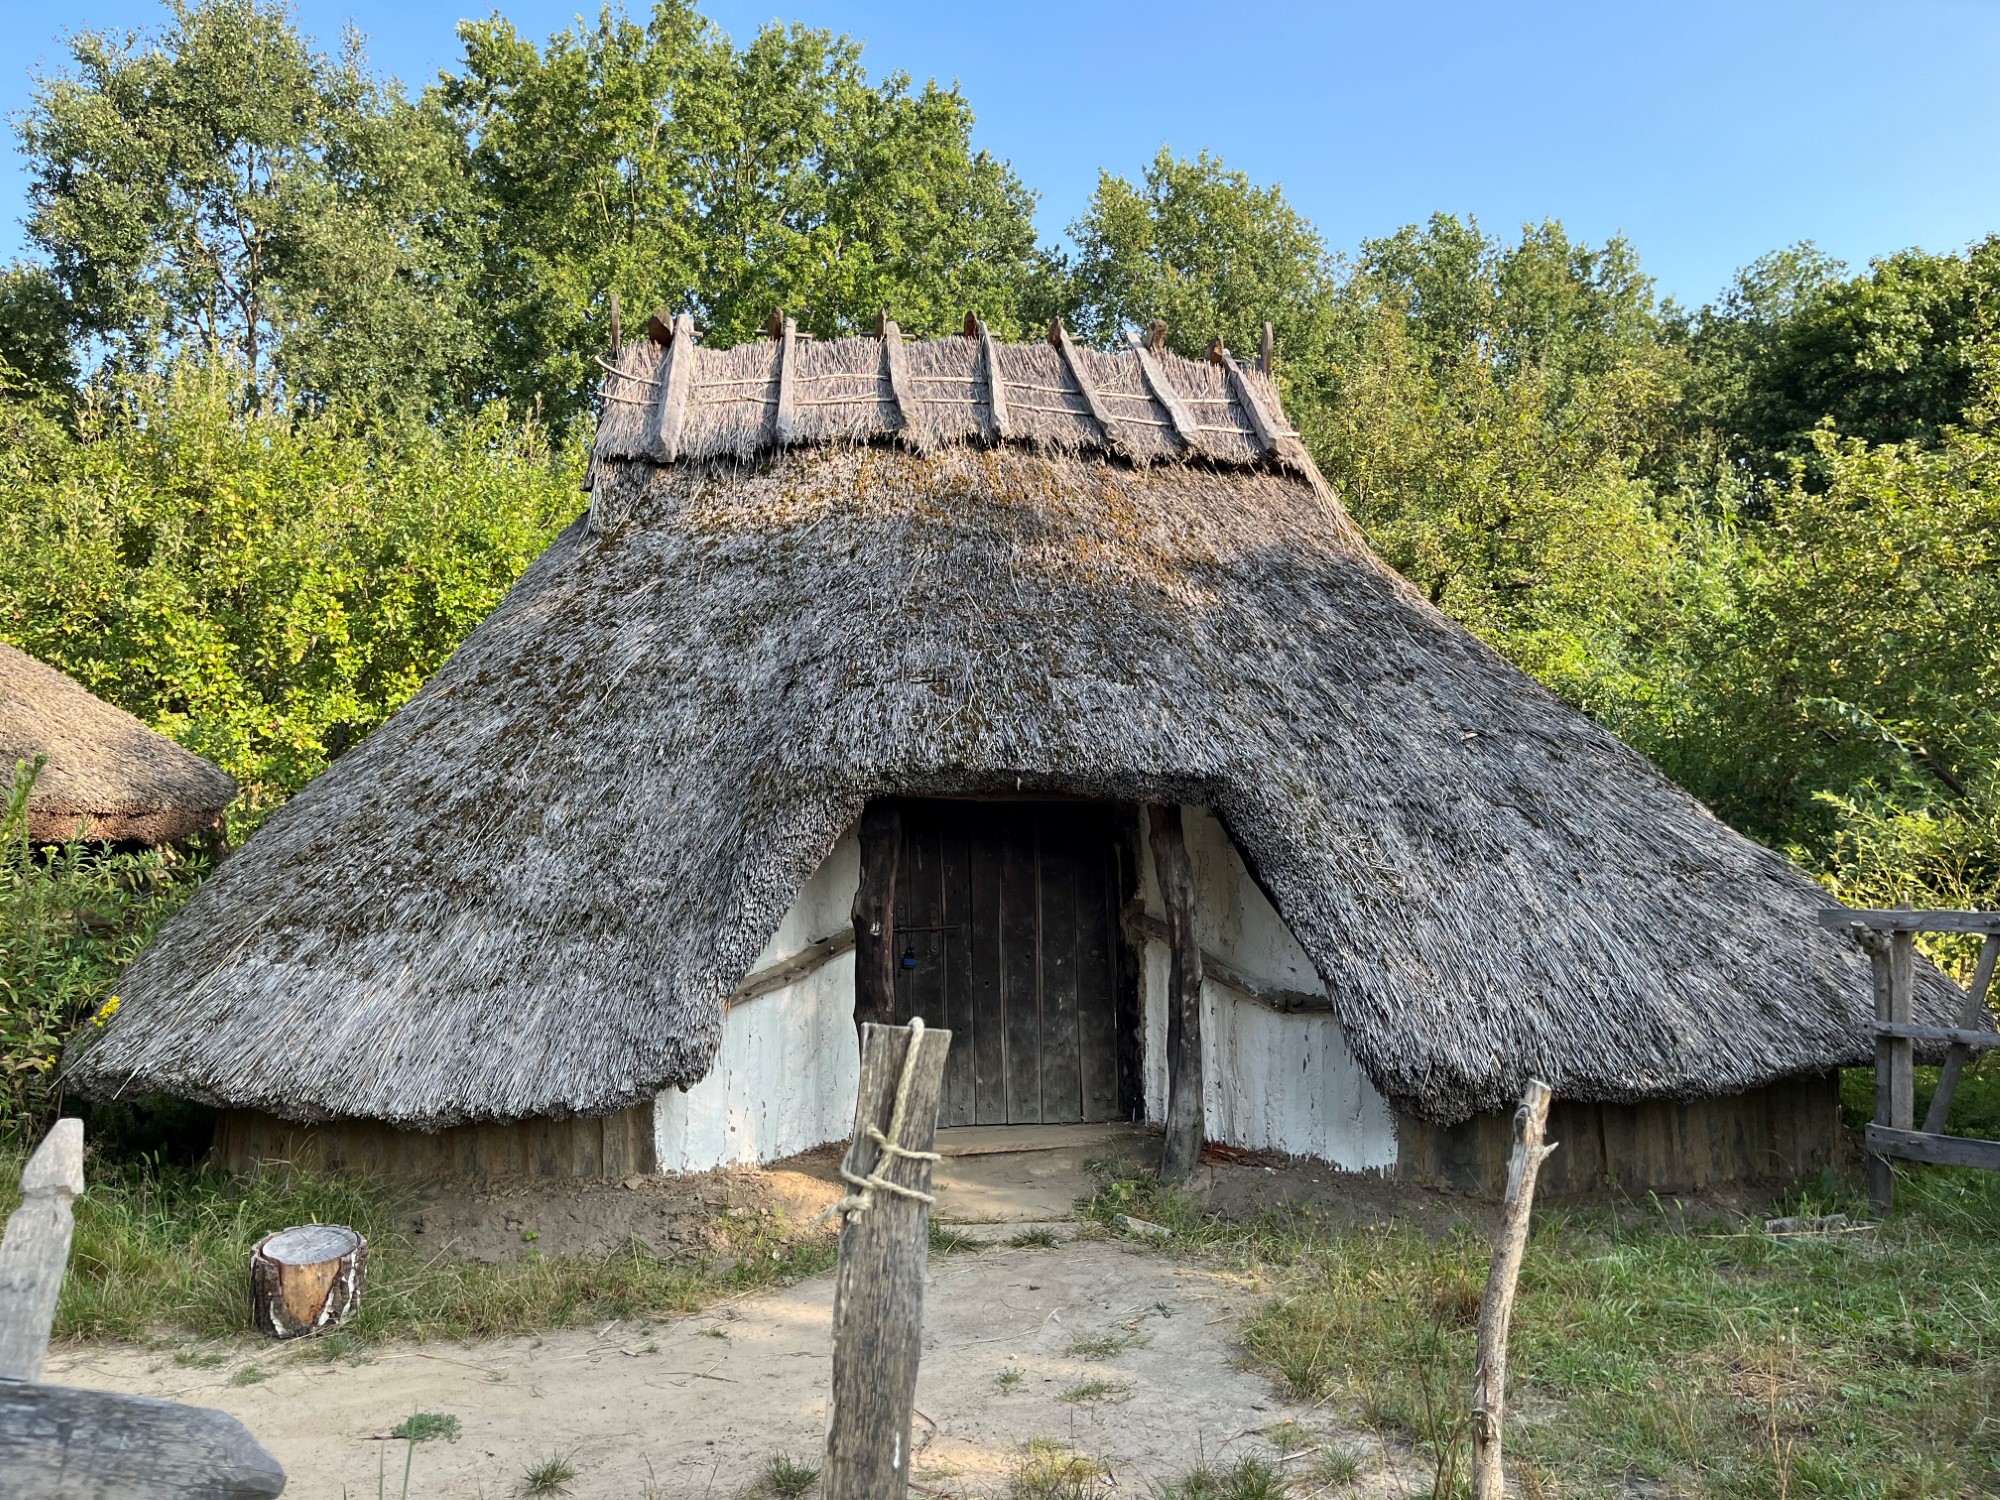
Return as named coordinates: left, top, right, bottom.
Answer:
left=653, top=829, right=863, bottom=1172
left=656, top=805, right=1398, bottom=1174
left=1139, top=806, right=1399, bottom=1171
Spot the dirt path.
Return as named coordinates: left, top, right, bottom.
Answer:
left=46, top=1238, right=1411, bottom=1499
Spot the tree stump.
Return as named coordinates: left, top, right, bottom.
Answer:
left=249, top=1225, right=365, bottom=1339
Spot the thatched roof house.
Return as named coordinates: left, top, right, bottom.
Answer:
left=1, top=643, right=237, bottom=845
left=68, top=316, right=1960, bottom=1194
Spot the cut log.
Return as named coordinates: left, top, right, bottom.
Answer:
left=852, top=801, right=903, bottom=1038
left=1147, top=804, right=1204, bottom=1183
left=249, top=1225, right=366, bottom=1340
left=1470, top=1080, right=1557, bottom=1500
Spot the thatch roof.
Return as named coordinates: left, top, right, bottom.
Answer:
left=1, top=643, right=237, bottom=845
left=66, top=323, right=1961, bottom=1130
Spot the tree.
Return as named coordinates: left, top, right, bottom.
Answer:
left=19, top=0, right=476, bottom=411
left=442, top=2, right=1053, bottom=426
left=0, top=266, right=77, bottom=402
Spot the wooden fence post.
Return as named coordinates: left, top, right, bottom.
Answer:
left=1147, top=804, right=1205, bottom=1183
left=824, top=1019, right=952, bottom=1500
left=0, top=1117, right=83, bottom=1382
left=1470, top=1080, right=1557, bottom=1500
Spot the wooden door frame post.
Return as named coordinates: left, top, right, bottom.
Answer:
left=823, top=1020, right=952, bottom=1500
left=853, top=801, right=903, bottom=1038
left=1147, top=804, right=1205, bottom=1182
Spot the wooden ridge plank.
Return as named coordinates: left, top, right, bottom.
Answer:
left=1866, top=1123, right=2000, bottom=1171
left=773, top=316, right=799, bottom=444
left=881, top=318, right=916, bottom=436
left=1218, top=351, right=1302, bottom=465
left=975, top=317, right=1012, bottom=438
left=1820, top=908, right=2000, bottom=935
left=1125, top=331, right=1201, bottom=451
left=1049, top=319, right=1127, bottom=456
left=648, top=312, right=697, bottom=462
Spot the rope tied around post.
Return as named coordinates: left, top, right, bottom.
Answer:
left=833, top=1016, right=943, bottom=1218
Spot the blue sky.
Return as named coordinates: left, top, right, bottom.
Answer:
left=1, top=0, right=1996, bottom=307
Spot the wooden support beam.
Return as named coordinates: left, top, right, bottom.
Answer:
left=1218, top=348, right=1289, bottom=457
left=1147, top=805, right=1204, bottom=1182
left=773, top=315, right=800, bottom=445
left=1866, top=933, right=1915, bottom=1216
left=728, top=929, right=858, bottom=1009
left=974, top=316, right=1012, bottom=438
left=880, top=316, right=916, bottom=435
left=824, top=1020, right=951, bottom=1500
left=852, top=802, right=903, bottom=1038
left=609, top=291, right=622, bottom=353
left=1880, top=1018, right=2000, bottom=1050
left=1923, top=933, right=1998, bottom=1134
left=1470, top=1080, right=1557, bottom=1500
left=1126, top=330, right=1200, bottom=450
left=1259, top=320, right=1273, bottom=375
left=1049, top=316, right=1126, bottom=456
left=0, top=1118, right=83, bottom=1383
left=1125, top=912, right=1329, bottom=1014
left=1866, top=1124, right=2000, bottom=1171
left=1821, top=908, right=2000, bottom=935
left=647, top=311, right=697, bottom=462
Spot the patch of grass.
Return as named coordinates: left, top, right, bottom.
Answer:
left=1311, top=1447, right=1361, bottom=1487
left=1057, top=1377, right=1131, bottom=1405
left=172, top=1348, right=225, bottom=1369
left=1011, top=1440, right=1104, bottom=1500
left=1152, top=1456, right=1288, bottom=1500
left=997, top=1367, right=1025, bottom=1393
left=228, top=1365, right=266, bottom=1386
left=1134, top=1155, right=2000, bottom=1500
left=0, top=1153, right=839, bottom=1344
left=521, top=1451, right=577, bottom=1496
left=1008, top=1227, right=1061, bottom=1248
left=389, top=1411, right=459, bottom=1443
left=762, top=1453, right=819, bottom=1498
left=1064, top=1330, right=1144, bottom=1360
left=929, top=1221, right=985, bottom=1254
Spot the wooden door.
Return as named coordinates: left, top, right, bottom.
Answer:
left=890, top=801, right=1135, bottom=1127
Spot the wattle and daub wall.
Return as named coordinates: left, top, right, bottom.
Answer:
left=213, top=808, right=1839, bottom=1197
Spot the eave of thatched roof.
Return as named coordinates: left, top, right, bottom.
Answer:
left=65, top=331, right=1963, bottom=1129
left=1, top=644, right=237, bottom=845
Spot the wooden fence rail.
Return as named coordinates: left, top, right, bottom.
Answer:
left=1817, top=909, right=2000, bottom=1214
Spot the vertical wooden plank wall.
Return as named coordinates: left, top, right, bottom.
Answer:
left=212, top=1103, right=657, bottom=1182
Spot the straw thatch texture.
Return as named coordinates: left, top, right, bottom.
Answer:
left=66, top=334, right=1962, bottom=1131
left=1, top=643, right=237, bottom=845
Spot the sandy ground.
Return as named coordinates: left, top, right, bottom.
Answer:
left=46, top=1237, right=1425, bottom=1499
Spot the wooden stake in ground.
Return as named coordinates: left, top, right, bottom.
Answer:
left=1470, top=1079, right=1557, bottom=1500
left=824, top=1019, right=952, bottom=1500
left=0, top=1117, right=83, bottom=1382
left=250, top=1224, right=366, bottom=1339
left=1147, top=804, right=1205, bottom=1182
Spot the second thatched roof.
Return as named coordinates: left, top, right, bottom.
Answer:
left=1, top=643, right=237, bottom=845
left=65, top=323, right=1962, bottom=1130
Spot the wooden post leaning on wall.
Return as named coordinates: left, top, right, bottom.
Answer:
left=1470, top=1079, right=1558, bottom=1500
left=1147, top=804, right=1205, bottom=1182
left=853, top=801, right=904, bottom=1038
left=824, top=1020, right=952, bottom=1500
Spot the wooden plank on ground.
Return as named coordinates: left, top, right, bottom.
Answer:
left=1821, top=908, right=2000, bottom=935
left=0, top=1118, right=83, bottom=1382
left=1866, top=1124, right=2000, bottom=1171
left=0, top=1383, right=286, bottom=1500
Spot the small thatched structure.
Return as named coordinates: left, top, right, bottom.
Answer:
left=67, top=317, right=1961, bottom=1192
left=1, top=643, right=237, bottom=845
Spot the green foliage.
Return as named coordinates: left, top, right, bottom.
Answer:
left=0, top=265, right=77, bottom=402
left=0, top=362, right=580, bottom=814
left=0, top=759, right=205, bottom=1138
left=443, top=0, right=1053, bottom=427
left=761, top=1453, right=820, bottom=1498
left=20, top=0, right=476, bottom=412
left=389, top=1412, right=461, bottom=1444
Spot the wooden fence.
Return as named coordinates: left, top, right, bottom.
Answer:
left=1819, top=908, right=2000, bottom=1214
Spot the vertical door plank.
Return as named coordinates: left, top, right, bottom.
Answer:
left=1077, top=817, right=1122, bottom=1121
left=1037, top=809, right=1084, bottom=1124
left=968, top=808, right=1009, bottom=1125
left=940, top=817, right=977, bottom=1128
left=1000, top=810, right=1042, bottom=1123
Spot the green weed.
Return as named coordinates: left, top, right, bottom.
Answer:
left=1011, top=1440, right=1103, bottom=1500
left=388, top=1412, right=459, bottom=1443
left=521, top=1451, right=577, bottom=1496
left=1008, top=1227, right=1062, bottom=1248
left=1058, top=1377, right=1131, bottom=1405
left=762, top=1452, right=820, bottom=1498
